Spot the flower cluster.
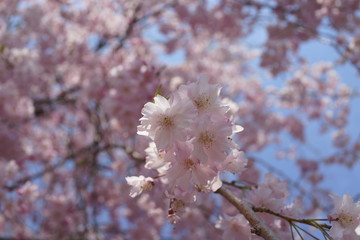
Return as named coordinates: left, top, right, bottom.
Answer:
left=127, top=79, right=246, bottom=219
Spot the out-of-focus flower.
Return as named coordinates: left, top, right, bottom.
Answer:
left=126, top=176, right=154, bottom=198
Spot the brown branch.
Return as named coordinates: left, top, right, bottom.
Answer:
left=114, top=3, right=142, bottom=52
left=3, top=141, right=143, bottom=192
left=0, top=85, right=80, bottom=128
left=33, top=85, right=80, bottom=117
left=216, top=187, right=280, bottom=240
left=253, top=206, right=332, bottom=229
left=223, top=180, right=257, bottom=190
left=3, top=143, right=121, bottom=191
left=113, top=0, right=178, bottom=52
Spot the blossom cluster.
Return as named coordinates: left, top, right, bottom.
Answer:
left=126, top=79, right=246, bottom=219
left=127, top=79, right=360, bottom=239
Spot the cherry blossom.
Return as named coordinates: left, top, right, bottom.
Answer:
left=165, top=141, right=221, bottom=193
left=215, top=214, right=252, bottom=240
left=144, top=141, right=170, bottom=173
left=137, top=94, right=195, bottom=149
left=329, top=194, right=360, bottom=239
left=177, top=78, right=228, bottom=116
left=191, top=117, right=236, bottom=163
left=126, top=176, right=155, bottom=198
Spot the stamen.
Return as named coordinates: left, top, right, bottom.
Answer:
left=338, top=212, right=354, bottom=227
left=141, top=181, right=154, bottom=191
left=194, top=95, right=210, bottom=111
left=185, top=158, right=196, bottom=170
left=199, top=131, right=215, bottom=149
left=158, top=115, right=174, bottom=128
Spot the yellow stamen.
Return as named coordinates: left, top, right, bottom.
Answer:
left=194, top=95, right=210, bottom=111
left=159, top=116, right=174, bottom=128
left=185, top=158, right=196, bottom=170
left=199, top=131, right=214, bottom=149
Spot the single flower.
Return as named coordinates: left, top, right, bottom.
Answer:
left=126, top=175, right=154, bottom=198
left=329, top=194, right=360, bottom=239
left=137, top=94, right=195, bottom=150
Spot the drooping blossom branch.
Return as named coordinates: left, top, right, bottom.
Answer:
left=216, top=186, right=280, bottom=240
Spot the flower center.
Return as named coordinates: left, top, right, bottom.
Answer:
left=171, top=199, right=185, bottom=212
left=185, top=158, right=196, bottom=170
left=199, top=131, right=214, bottom=149
left=338, top=212, right=354, bottom=227
left=230, top=220, right=241, bottom=232
left=141, top=181, right=154, bottom=191
left=159, top=115, right=174, bottom=128
left=194, top=95, right=210, bottom=111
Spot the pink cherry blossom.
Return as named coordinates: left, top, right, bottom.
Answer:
left=137, top=94, right=195, bottom=150
left=5, top=159, right=19, bottom=177
left=126, top=176, right=155, bottom=198
left=18, top=181, right=39, bottom=201
left=221, top=149, right=247, bottom=174
left=191, top=117, right=237, bottom=163
left=177, top=78, right=228, bottom=116
left=215, top=214, right=252, bottom=240
left=165, top=141, right=221, bottom=193
left=329, top=194, right=360, bottom=239
left=144, top=141, right=170, bottom=173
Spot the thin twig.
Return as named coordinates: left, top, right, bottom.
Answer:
left=216, top=187, right=280, bottom=240
left=253, top=206, right=332, bottom=229
left=113, top=1, right=178, bottom=52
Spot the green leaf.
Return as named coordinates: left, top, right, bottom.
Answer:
left=154, top=84, right=162, bottom=97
